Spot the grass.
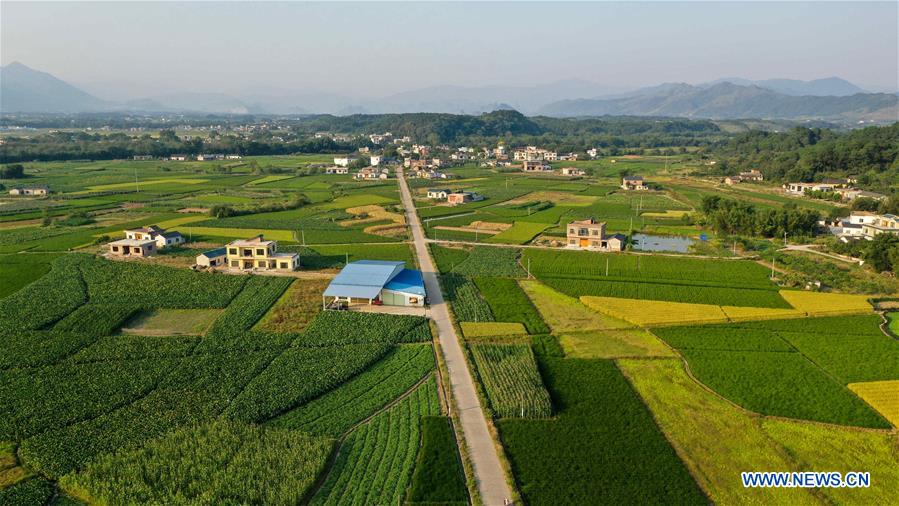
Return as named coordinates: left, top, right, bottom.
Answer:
left=582, top=296, right=728, bottom=326
left=471, top=344, right=553, bottom=418
left=618, top=358, right=888, bottom=505
left=120, top=308, right=224, bottom=335
left=473, top=277, right=549, bottom=334
left=498, top=358, right=706, bottom=505
left=406, top=416, right=468, bottom=505
left=61, top=420, right=333, bottom=505
left=679, top=349, right=889, bottom=428
left=255, top=278, right=328, bottom=333
left=460, top=321, right=527, bottom=338
left=170, top=225, right=296, bottom=242
left=848, top=380, right=899, bottom=427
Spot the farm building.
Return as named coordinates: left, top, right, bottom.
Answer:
left=323, top=260, right=426, bottom=307
left=325, top=166, right=349, bottom=175
left=8, top=186, right=49, bottom=196
left=427, top=188, right=455, bottom=199
left=197, top=154, right=224, bottom=161
left=108, top=239, right=157, bottom=257
left=196, top=247, right=227, bottom=267
left=124, top=225, right=184, bottom=249
left=355, top=167, right=389, bottom=180
left=522, top=160, right=552, bottom=172
left=621, top=176, right=648, bottom=190
left=224, top=235, right=298, bottom=271
left=169, top=154, right=188, bottom=161
left=566, top=218, right=625, bottom=251
left=447, top=191, right=483, bottom=205
left=334, top=156, right=358, bottom=167
left=560, top=167, right=585, bottom=176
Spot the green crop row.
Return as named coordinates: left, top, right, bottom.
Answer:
left=0, top=331, right=95, bottom=369
left=473, top=277, right=549, bottom=334
left=201, top=276, right=293, bottom=347
left=541, top=276, right=790, bottom=308
left=53, top=303, right=141, bottom=337
left=61, top=420, right=333, bottom=505
left=311, top=377, right=440, bottom=505
left=69, top=335, right=199, bottom=363
left=471, top=344, right=552, bottom=419
left=429, top=244, right=470, bottom=273
left=224, top=343, right=390, bottom=423
left=442, top=274, right=494, bottom=322
left=297, top=312, right=432, bottom=346
left=270, top=344, right=435, bottom=437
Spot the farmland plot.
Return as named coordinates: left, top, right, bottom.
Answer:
left=470, top=344, right=552, bottom=418
left=443, top=274, right=494, bottom=322
left=473, top=277, right=549, bottom=334
left=406, top=416, right=468, bottom=505
left=452, top=246, right=524, bottom=277
left=310, top=377, right=440, bottom=505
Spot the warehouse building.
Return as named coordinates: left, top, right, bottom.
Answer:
left=323, top=260, right=426, bottom=308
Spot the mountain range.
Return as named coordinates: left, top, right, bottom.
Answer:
left=1, top=62, right=896, bottom=123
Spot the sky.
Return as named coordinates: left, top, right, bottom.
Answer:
left=2, top=1, right=897, bottom=99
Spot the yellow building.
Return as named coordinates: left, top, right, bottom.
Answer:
left=225, top=235, right=298, bottom=271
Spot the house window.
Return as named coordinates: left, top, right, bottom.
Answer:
left=280, top=262, right=288, bottom=269
left=579, top=228, right=588, bottom=236
left=228, top=248, right=237, bottom=255
left=591, top=229, right=599, bottom=236
left=135, top=248, right=141, bottom=253
left=230, top=261, right=239, bottom=267
left=256, top=248, right=265, bottom=256
left=112, top=246, right=119, bottom=252
left=569, top=228, right=575, bottom=234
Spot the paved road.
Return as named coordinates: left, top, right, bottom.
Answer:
left=397, top=168, right=513, bottom=506
left=780, top=244, right=863, bottom=264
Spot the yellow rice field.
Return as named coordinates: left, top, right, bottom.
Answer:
left=848, top=380, right=899, bottom=427
left=780, top=291, right=872, bottom=316
left=460, top=322, right=528, bottom=338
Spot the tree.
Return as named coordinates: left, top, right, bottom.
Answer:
left=0, top=164, right=25, bottom=179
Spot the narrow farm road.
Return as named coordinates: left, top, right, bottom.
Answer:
left=397, top=168, right=513, bottom=506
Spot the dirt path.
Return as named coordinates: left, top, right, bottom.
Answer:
left=397, top=167, right=513, bottom=506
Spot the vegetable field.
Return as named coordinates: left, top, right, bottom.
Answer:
left=471, top=344, right=552, bottom=418
left=473, top=277, right=549, bottom=334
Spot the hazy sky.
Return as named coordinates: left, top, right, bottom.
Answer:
left=2, top=1, right=897, bottom=99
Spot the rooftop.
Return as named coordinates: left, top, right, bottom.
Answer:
left=199, top=247, right=227, bottom=258
left=323, top=260, right=406, bottom=300
left=383, top=269, right=426, bottom=296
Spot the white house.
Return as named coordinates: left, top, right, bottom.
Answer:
left=370, top=155, right=382, bottom=166
left=325, top=166, right=349, bottom=175
left=560, top=167, right=585, bottom=176
left=334, top=156, right=358, bottom=167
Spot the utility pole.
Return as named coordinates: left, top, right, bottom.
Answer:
left=605, top=257, right=609, bottom=277
left=527, top=258, right=531, bottom=279
left=784, top=232, right=788, bottom=247
left=302, top=229, right=306, bottom=246
left=345, top=252, right=349, bottom=266
left=134, top=167, right=140, bottom=192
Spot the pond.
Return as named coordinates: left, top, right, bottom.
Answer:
left=631, top=233, right=696, bottom=253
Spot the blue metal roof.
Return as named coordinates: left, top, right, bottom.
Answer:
left=384, top=269, right=426, bottom=296
left=199, top=247, right=226, bottom=258
left=323, top=260, right=406, bottom=299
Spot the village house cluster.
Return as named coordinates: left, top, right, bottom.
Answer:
left=196, top=235, right=299, bottom=271
left=784, top=178, right=888, bottom=202
left=724, top=169, right=764, bottom=185
left=825, top=212, right=899, bottom=241
left=107, top=225, right=184, bottom=258
left=7, top=185, right=49, bottom=196
left=426, top=188, right=484, bottom=205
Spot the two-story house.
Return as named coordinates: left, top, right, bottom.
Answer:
left=225, top=235, right=298, bottom=271
left=566, top=218, right=626, bottom=251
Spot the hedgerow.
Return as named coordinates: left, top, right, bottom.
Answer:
left=473, top=277, right=549, bottom=334
left=406, top=416, right=468, bottom=505
left=442, top=274, right=494, bottom=322
left=270, top=344, right=435, bottom=436
left=311, top=378, right=440, bottom=505
left=471, top=344, right=552, bottom=418
left=61, top=420, right=333, bottom=505
left=297, top=312, right=432, bottom=346
left=224, top=343, right=391, bottom=423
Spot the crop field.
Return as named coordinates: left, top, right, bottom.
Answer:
left=255, top=278, right=328, bottom=333
left=460, top=321, right=528, bottom=339
left=451, top=246, right=525, bottom=277
left=443, top=274, right=494, bottom=322
left=0, top=253, right=57, bottom=298
left=310, top=377, right=440, bottom=505
left=498, top=357, right=706, bottom=505
left=847, top=381, right=899, bottom=427
left=485, top=221, right=551, bottom=244
left=0, top=250, right=462, bottom=503
left=470, top=344, right=553, bottom=418
left=406, top=417, right=468, bottom=505
left=429, top=244, right=471, bottom=273
left=619, top=358, right=899, bottom=505
left=473, top=277, right=549, bottom=334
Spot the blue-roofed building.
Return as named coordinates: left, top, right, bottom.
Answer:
left=324, top=260, right=426, bottom=307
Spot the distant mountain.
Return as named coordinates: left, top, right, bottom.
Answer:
left=0, top=62, right=109, bottom=113
left=703, top=76, right=866, bottom=96
left=538, top=82, right=898, bottom=122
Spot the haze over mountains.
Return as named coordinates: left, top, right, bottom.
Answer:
left=1, top=62, right=896, bottom=123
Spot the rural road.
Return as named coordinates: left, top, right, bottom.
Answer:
left=780, top=244, right=863, bottom=264
left=397, top=167, right=513, bottom=506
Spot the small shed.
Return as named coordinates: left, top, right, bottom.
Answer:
left=196, top=247, right=227, bottom=267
